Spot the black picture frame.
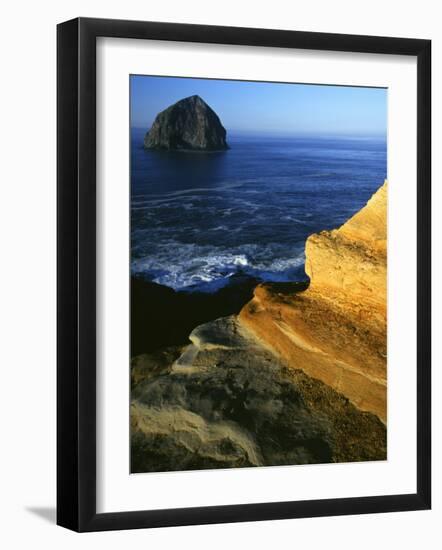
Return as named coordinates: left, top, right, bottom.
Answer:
left=57, top=17, right=431, bottom=532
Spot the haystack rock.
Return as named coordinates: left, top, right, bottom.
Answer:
left=144, top=95, right=229, bottom=151
left=239, top=181, right=388, bottom=423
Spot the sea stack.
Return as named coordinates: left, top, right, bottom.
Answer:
left=144, top=95, right=229, bottom=151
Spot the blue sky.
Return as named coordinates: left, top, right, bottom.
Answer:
left=130, top=75, right=387, bottom=137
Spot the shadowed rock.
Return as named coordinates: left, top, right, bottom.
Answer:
left=131, top=275, right=258, bottom=356
left=144, top=95, right=229, bottom=151
left=131, top=316, right=386, bottom=473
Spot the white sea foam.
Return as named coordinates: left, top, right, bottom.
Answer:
left=131, top=240, right=305, bottom=291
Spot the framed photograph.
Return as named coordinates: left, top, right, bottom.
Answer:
left=57, top=17, right=431, bottom=532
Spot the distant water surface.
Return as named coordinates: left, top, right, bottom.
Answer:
left=131, top=129, right=387, bottom=291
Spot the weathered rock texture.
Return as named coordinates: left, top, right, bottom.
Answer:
left=144, top=95, right=228, bottom=151
left=130, top=182, right=388, bottom=472
left=240, top=181, right=387, bottom=422
left=131, top=316, right=386, bottom=473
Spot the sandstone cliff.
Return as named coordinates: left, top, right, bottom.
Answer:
left=240, top=181, right=387, bottom=422
left=131, top=316, right=386, bottom=473
left=130, top=182, right=388, bottom=472
left=144, top=95, right=229, bottom=151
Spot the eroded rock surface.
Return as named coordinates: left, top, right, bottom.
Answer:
left=240, top=182, right=387, bottom=422
left=131, top=316, right=386, bottom=473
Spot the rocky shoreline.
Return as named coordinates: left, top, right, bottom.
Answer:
left=130, top=182, right=388, bottom=472
left=240, top=181, right=387, bottom=422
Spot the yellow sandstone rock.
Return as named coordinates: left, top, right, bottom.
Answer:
left=239, top=181, right=387, bottom=423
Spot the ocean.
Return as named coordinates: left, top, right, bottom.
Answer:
left=131, top=128, right=387, bottom=292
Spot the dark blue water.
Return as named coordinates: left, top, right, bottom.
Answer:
left=131, top=129, right=386, bottom=292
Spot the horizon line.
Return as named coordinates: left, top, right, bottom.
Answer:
left=131, top=126, right=387, bottom=139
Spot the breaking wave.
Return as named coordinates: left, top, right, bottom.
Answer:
left=130, top=129, right=387, bottom=293
left=131, top=241, right=306, bottom=292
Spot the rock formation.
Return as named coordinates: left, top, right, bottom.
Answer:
left=130, top=181, right=388, bottom=472
left=240, top=181, right=387, bottom=422
left=144, top=95, right=229, bottom=151
left=131, top=316, right=386, bottom=473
